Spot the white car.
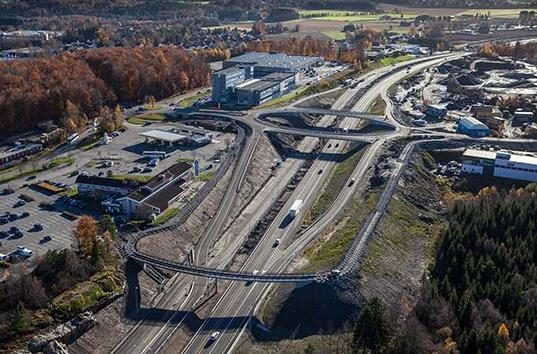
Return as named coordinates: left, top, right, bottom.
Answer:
left=17, top=246, right=33, bottom=257
left=209, top=331, right=220, bottom=341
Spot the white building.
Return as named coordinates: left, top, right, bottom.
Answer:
left=462, top=149, right=537, bottom=182
left=76, top=175, right=139, bottom=198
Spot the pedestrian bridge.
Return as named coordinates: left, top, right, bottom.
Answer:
left=130, top=250, right=324, bottom=283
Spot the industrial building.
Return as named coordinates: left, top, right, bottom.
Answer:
left=426, top=104, right=448, bottom=119
left=458, top=116, right=490, bottom=137
left=212, top=52, right=322, bottom=106
left=0, top=143, right=43, bottom=166
left=117, top=162, right=192, bottom=220
left=236, top=72, right=296, bottom=106
left=462, top=149, right=537, bottom=182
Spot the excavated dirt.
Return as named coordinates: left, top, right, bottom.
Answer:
left=295, top=88, right=345, bottom=109
left=229, top=134, right=280, bottom=224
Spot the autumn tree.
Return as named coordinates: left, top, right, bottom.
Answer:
left=74, top=215, right=99, bottom=256
left=112, top=105, right=123, bottom=129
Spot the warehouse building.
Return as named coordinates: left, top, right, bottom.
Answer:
left=117, top=162, right=192, bottom=220
left=462, top=149, right=537, bottom=182
left=213, top=52, right=322, bottom=105
left=458, top=116, right=490, bottom=137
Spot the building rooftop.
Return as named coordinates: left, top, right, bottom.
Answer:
left=463, top=149, right=537, bottom=165
left=236, top=79, right=280, bottom=92
left=140, top=130, right=187, bottom=143
left=126, top=162, right=191, bottom=202
left=460, top=116, right=489, bottom=130
left=144, top=178, right=186, bottom=212
left=463, top=149, right=496, bottom=161
left=225, top=52, right=322, bottom=71
left=262, top=72, right=296, bottom=81
left=214, top=66, right=246, bottom=76
left=76, top=175, right=139, bottom=189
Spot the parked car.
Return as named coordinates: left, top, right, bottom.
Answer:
left=17, top=246, right=32, bottom=257
left=40, top=235, right=52, bottom=244
left=19, top=194, right=34, bottom=202
left=20, top=212, right=29, bottom=218
left=0, top=231, right=9, bottom=238
left=26, top=175, right=37, bottom=181
left=33, top=223, right=43, bottom=231
left=13, top=200, right=25, bottom=208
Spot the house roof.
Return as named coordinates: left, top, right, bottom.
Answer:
left=144, top=178, right=185, bottom=212
left=76, top=175, right=138, bottom=189
left=126, top=162, right=191, bottom=203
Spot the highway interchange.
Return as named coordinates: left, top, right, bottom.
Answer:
left=114, top=44, right=537, bottom=353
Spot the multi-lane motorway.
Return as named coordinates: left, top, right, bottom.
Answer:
left=114, top=51, right=490, bottom=353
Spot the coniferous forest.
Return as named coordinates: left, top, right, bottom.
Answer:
left=398, top=186, right=537, bottom=353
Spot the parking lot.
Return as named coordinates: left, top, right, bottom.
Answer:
left=0, top=187, right=79, bottom=260
left=0, top=120, right=232, bottom=267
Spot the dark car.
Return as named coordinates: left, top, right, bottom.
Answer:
left=318, top=169, right=323, bottom=174
left=20, top=212, right=30, bottom=218
left=33, top=223, right=43, bottom=231
left=19, top=194, right=34, bottom=202
left=142, top=121, right=152, bottom=127
left=9, top=226, right=20, bottom=233
left=13, top=200, right=25, bottom=208
left=26, top=175, right=37, bottom=181
left=0, top=231, right=9, bottom=238
left=40, top=235, right=52, bottom=244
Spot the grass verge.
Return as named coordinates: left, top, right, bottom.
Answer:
left=127, top=113, right=167, bottom=125
left=303, top=144, right=367, bottom=227
left=196, top=171, right=216, bottom=182
left=380, top=54, right=414, bottom=66
left=368, top=95, right=386, bottom=115
left=77, top=135, right=101, bottom=151
left=177, top=91, right=210, bottom=108
left=151, top=207, right=180, bottom=225
left=303, top=193, right=379, bottom=271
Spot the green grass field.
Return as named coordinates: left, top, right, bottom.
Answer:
left=127, top=113, right=167, bottom=125
left=321, top=30, right=347, bottom=40
left=177, top=91, right=211, bottom=108
left=299, top=10, right=415, bottom=21
left=380, top=54, right=414, bottom=66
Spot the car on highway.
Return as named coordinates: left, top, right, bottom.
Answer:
left=142, top=121, right=152, bottom=127
left=318, top=169, right=323, bottom=174
left=273, top=238, right=281, bottom=247
left=209, top=332, right=220, bottom=341
left=349, top=177, right=356, bottom=186
left=327, top=143, right=332, bottom=148
left=26, top=175, right=37, bottom=181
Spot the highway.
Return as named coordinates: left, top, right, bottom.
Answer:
left=116, top=52, right=471, bottom=353
left=179, top=53, right=465, bottom=353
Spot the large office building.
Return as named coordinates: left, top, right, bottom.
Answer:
left=461, top=149, right=537, bottom=182
left=236, top=72, right=296, bottom=106
left=212, top=52, right=322, bottom=106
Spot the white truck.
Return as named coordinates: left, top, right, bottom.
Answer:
left=289, top=199, right=303, bottom=218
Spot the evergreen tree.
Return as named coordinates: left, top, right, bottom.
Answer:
left=353, top=297, right=391, bottom=353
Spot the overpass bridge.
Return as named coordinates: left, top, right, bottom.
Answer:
left=262, top=126, right=376, bottom=143
left=129, top=250, right=324, bottom=283
left=258, top=108, right=396, bottom=129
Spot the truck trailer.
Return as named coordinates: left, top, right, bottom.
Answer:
left=289, top=199, right=303, bottom=218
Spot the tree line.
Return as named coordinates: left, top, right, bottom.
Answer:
left=395, top=186, right=537, bottom=353
left=0, top=47, right=212, bottom=133
left=245, top=36, right=366, bottom=68
left=478, top=41, right=537, bottom=60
